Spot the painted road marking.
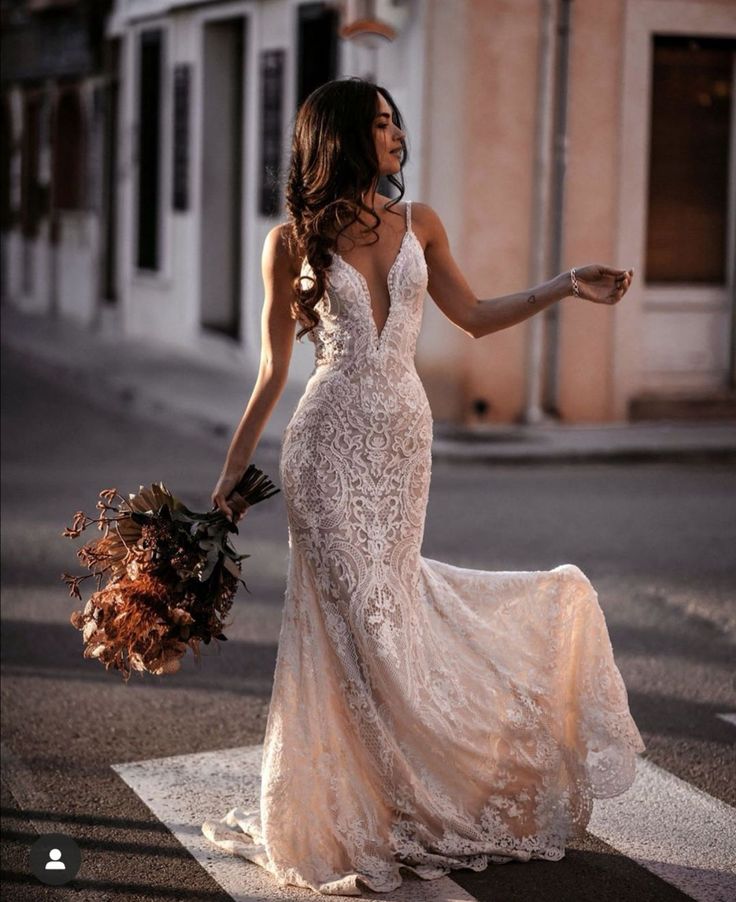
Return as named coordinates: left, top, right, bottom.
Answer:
left=112, top=744, right=480, bottom=902
left=114, top=745, right=736, bottom=902
left=588, top=756, right=736, bottom=902
left=716, top=713, right=736, bottom=728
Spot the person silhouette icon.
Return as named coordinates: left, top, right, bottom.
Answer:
left=44, top=848, right=66, bottom=870
left=31, top=833, right=80, bottom=885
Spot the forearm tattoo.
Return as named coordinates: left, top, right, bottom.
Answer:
left=527, top=293, right=537, bottom=304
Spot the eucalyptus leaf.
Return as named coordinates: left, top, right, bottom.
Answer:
left=222, top=557, right=241, bottom=578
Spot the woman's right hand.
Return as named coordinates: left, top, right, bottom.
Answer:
left=211, top=467, right=251, bottom=524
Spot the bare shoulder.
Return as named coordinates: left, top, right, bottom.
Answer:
left=409, top=202, right=448, bottom=253
left=263, top=222, right=301, bottom=279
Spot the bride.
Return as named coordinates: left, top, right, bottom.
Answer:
left=203, top=76, right=645, bottom=896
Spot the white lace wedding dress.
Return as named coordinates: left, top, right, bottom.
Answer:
left=201, top=201, right=646, bottom=896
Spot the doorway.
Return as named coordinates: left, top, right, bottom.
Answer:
left=641, top=36, right=735, bottom=391
left=616, top=4, right=736, bottom=421
left=199, top=16, right=245, bottom=341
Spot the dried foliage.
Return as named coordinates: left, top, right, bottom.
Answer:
left=61, top=465, right=279, bottom=682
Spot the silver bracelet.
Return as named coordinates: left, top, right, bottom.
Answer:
left=570, top=268, right=580, bottom=298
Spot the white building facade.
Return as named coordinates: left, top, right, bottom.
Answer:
left=102, top=0, right=428, bottom=390
left=3, top=0, right=735, bottom=425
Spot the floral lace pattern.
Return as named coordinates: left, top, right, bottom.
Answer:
left=201, top=201, right=647, bottom=896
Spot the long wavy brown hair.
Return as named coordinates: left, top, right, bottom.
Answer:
left=283, top=77, right=408, bottom=342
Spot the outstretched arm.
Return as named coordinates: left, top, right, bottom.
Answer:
left=417, top=203, right=633, bottom=339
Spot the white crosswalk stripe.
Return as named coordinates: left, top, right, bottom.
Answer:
left=113, top=746, right=736, bottom=902
left=588, top=756, right=736, bottom=902
left=112, top=745, right=480, bottom=901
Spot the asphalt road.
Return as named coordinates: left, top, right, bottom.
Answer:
left=1, top=345, right=735, bottom=902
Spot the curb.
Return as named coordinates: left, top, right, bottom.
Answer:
left=4, top=311, right=736, bottom=465
left=430, top=440, right=736, bottom=465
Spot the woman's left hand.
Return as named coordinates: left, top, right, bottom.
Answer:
left=571, top=265, right=634, bottom=304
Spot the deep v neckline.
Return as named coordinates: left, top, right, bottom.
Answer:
left=333, top=203, right=413, bottom=351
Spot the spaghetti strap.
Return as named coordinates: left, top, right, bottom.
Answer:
left=406, top=200, right=412, bottom=233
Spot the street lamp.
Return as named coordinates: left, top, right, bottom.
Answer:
left=331, top=0, right=410, bottom=77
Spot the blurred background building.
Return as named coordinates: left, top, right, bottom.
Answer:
left=2, top=0, right=735, bottom=426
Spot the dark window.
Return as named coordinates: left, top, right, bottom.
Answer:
left=296, top=2, right=338, bottom=110
left=172, top=63, right=190, bottom=212
left=53, top=84, right=86, bottom=210
left=259, top=49, right=285, bottom=216
left=645, top=35, right=735, bottom=284
left=21, top=90, right=44, bottom=239
left=102, top=37, right=120, bottom=302
left=136, top=28, right=163, bottom=270
left=1, top=94, right=13, bottom=231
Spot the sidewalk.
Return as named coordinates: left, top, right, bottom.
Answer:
left=3, top=303, right=736, bottom=464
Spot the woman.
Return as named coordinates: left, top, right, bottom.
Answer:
left=202, top=76, right=645, bottom=896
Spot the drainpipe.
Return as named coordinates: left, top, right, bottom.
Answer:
left=542, top=0, right=573, bottom=417
left=520, top=0, right=558, bottom=425
left=520, top=0, right=573, bottom=425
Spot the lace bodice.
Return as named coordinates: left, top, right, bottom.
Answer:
left=299, top=200, right=428, bottom=370
left=281, top=200, right=434, bottom=620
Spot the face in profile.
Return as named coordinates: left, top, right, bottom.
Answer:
left=372, top=91, right=406, bottom=179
